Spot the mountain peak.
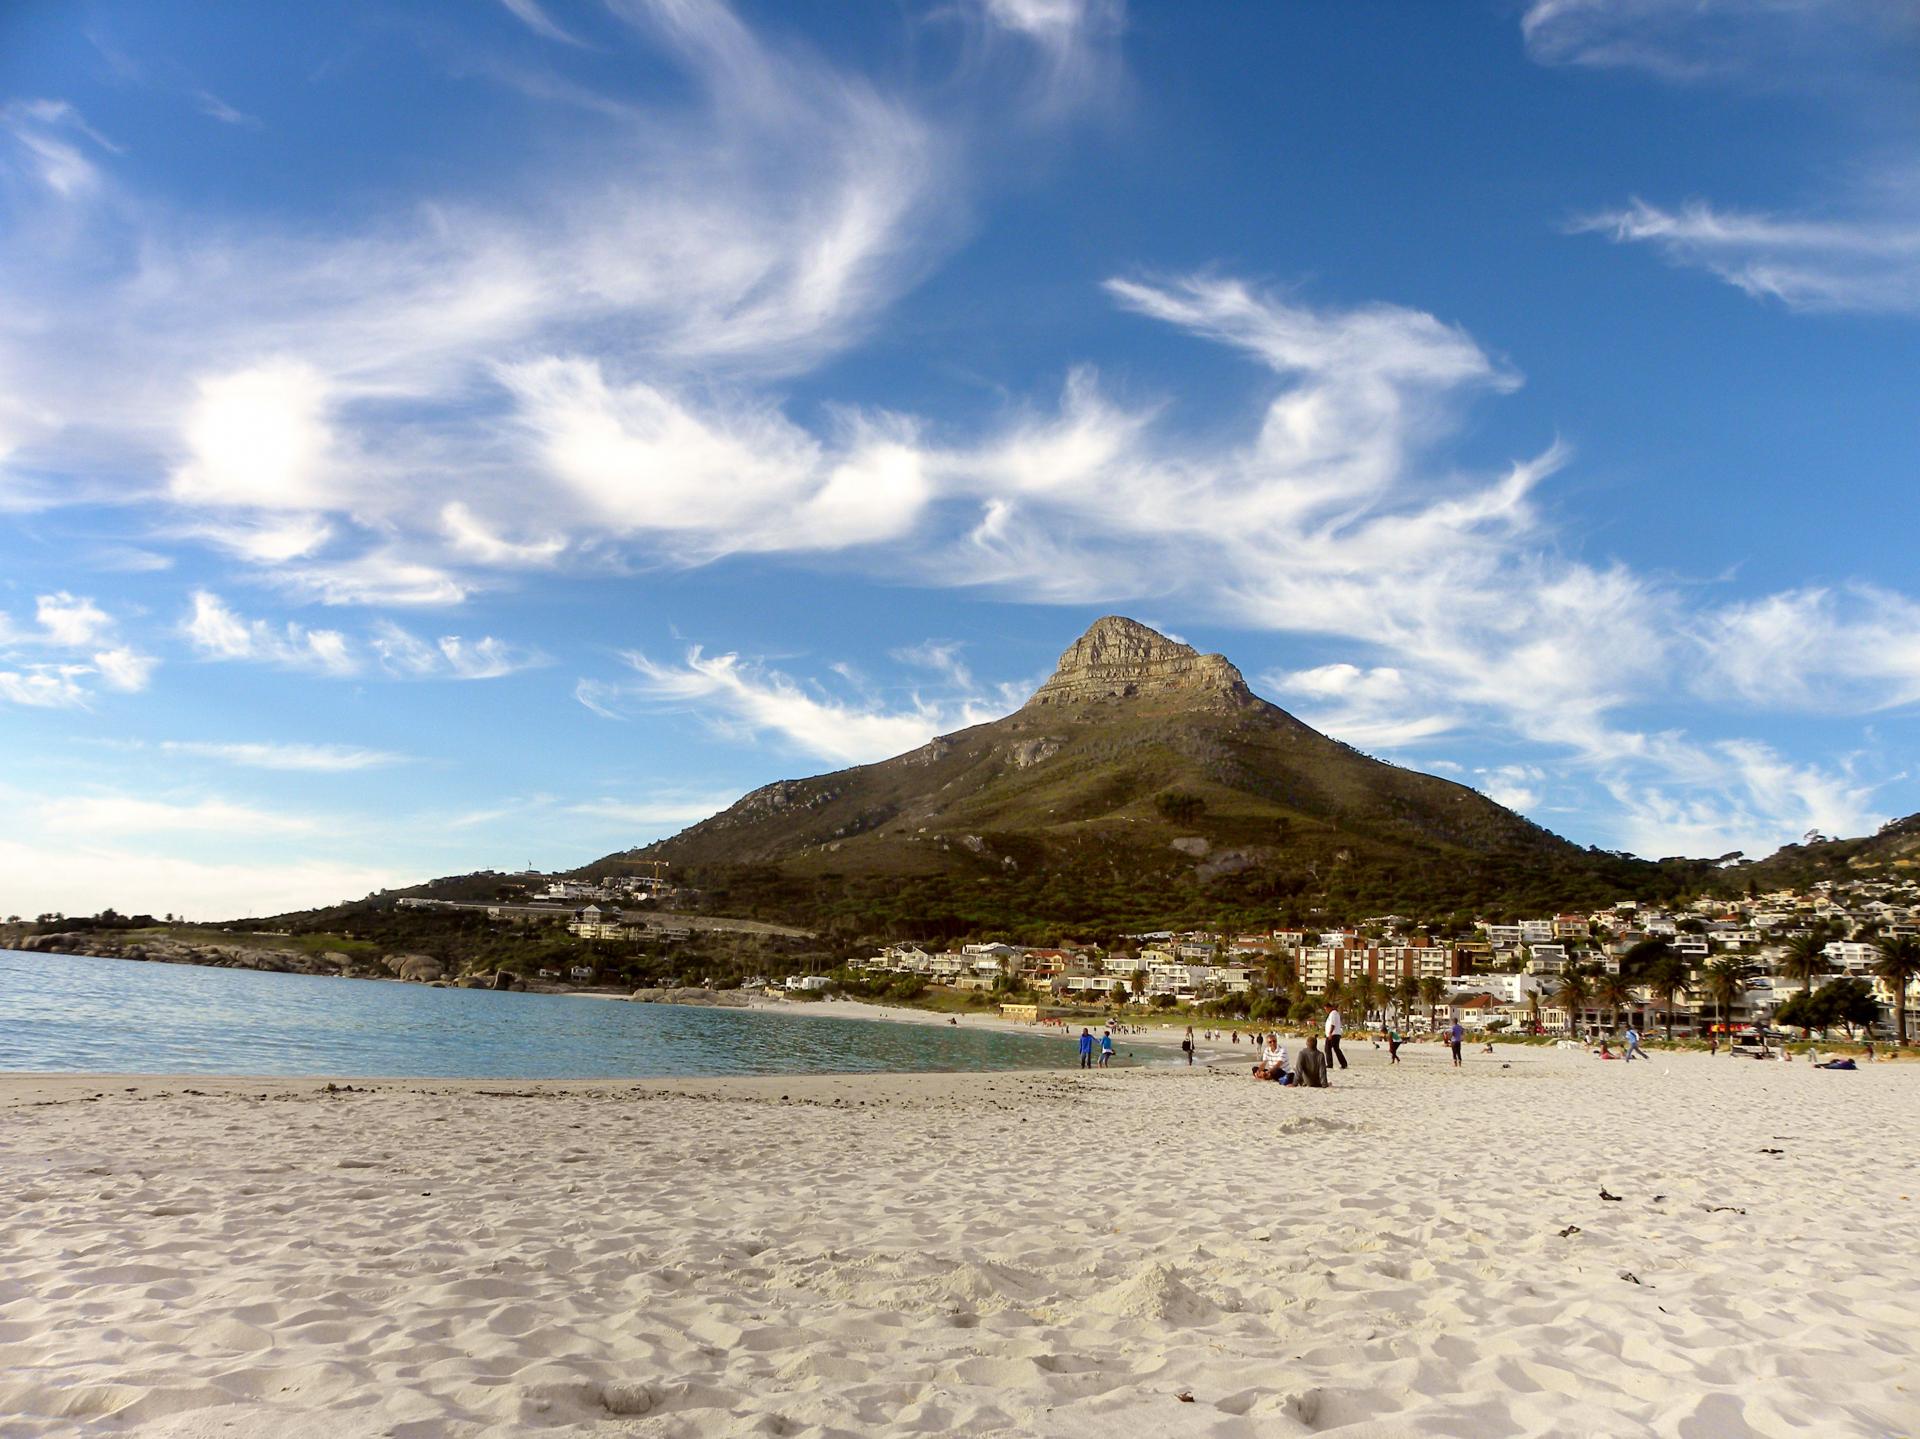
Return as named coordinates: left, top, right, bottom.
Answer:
left=1024, top=615, right=1252, bottom=708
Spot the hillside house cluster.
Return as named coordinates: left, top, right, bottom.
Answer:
left=856, top=873, right=1920, bottom=1038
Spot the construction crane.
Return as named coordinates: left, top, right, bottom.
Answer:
left=638, top=859, right=671, bottom=891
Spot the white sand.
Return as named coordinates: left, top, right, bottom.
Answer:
left=3, top=1045, right=1917, bottom=1437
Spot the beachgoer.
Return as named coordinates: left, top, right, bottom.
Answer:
left=1623, top=1025, right=1649, bottom=1062
left=1253, top=1035, right=1285, bottom=1081
left=1078, top=1028, right=1094, bottom=1070
left=1597, top=1041, right=1614, bottom=1060
left=1099, top=1030, right=1114, bottom=1067
left=1448, top=1018, right=1464, bottom=1068
left=1708, top=1032, right=1718, bottom=1057
left=1324, top=1006, right=1347, bottom=1070
left=1183, top=1026, right=1195, bottom=1067
left=1296, top=1035, right=1330, bottom=1088
left=1387, top=1027, right=1401, bottom=1064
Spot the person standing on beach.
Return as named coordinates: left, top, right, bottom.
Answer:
left=1448, top=1018, right=1464, bottom=1067
left=1624, top=1025, right=1649, bottom=1062
left=1324, top=1005, right=1347, bottom=1070
left=1183, top=1025, right=1195, bottom=1067
left=1078, top=1028, right=1094, bottom=1069
left=1099, top=1029, right=1114, bottom=1067
left=1387, top=1026, right=1401, bottom=1064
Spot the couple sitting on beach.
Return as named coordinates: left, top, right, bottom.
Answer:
left=1252, top=1034, right=1329, bottom=1088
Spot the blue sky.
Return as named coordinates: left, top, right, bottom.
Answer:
left=2, top=0, right=1917, bottom=919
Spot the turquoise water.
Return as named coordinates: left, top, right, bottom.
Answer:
left=0, top=951, right=1073, bottom=1078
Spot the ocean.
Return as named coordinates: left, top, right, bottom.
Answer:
left=0, top=950, right=1073, bottom=1078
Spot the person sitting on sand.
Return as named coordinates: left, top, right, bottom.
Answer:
left=1252, top=1035, right=1284, bottom=1080
left=1597, top=1041, right=1615, bottom=1059
left=1295, top=1034, right=1330, bottom=1088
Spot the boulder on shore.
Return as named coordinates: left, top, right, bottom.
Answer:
left=390, top=953, right=446, bottom=983
left=629, top=986, right=749, bottom=1007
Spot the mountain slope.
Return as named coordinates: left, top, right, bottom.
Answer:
left=599, top=617, right=1691, bottom=935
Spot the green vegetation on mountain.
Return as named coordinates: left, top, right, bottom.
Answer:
left=578, top=617, right=1711, bottom=939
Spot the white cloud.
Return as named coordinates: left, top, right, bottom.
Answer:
left=0, top=665, right=91, bottom=708
left=91, top=647, right=159, bottom=693
left=597, top=645, right=1006, bottom=764
left=158, top=741, right=409, bottom=772
left=272, top=552, right=470, bottom=607
left=171, top=359, right=337, bottom=510
left=497, top=0, right=587, bottom=46
left=496, top=357, right=930, bottom=558
left=440, top=502, right=566, bottom=567
left=191, top=514, right=336, bottom=564
left=182, top=590, right=357, bottom=674
left=1520, top=0, right=1913, bottom=84
left=0, top=836, right=404, bottom=921
left=35, top=591, right=111, bottom=645
left=38, top=794, right=316, bottom=837
left=0, top=0, right=1140, bottom=606
left=1529, top=3, right=1920, bottom=314
left=1477, top=764, right=1547, bottom=813
left=193, top=91, right=260, bottom=128
left=1697, top=585, right=1920, bottom=712
left=1574, top=198, right=1920, bottom=314
left=1266, top=663, right=1458, bottom=750
left=370, top=620, right=544, bottom=680
left=0, top=593, right=154, bottom=702
left=1, top=99, right=116, bottom=198
left=566, top=795, right=740, bottom=827
left=1603, top=739, right=1882, bottom=859
left=978, top=0, right=1126, bottom=112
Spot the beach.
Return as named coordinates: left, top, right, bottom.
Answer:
left=3, top=1045, right=1916, bottom=1437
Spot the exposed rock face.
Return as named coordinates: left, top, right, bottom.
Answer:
left=1023, top=616, right=1252, bottom=709
left=629, top=986, right=749, bottom=1007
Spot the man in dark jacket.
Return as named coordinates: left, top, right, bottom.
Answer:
left=1296, top=1034, right=1330, bottom=1088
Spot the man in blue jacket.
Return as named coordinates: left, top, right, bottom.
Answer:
left=1078, top=1028, right=1094, bottom=1069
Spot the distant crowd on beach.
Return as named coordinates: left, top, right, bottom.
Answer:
left=1073, top=1004, right=1486, bottom=1084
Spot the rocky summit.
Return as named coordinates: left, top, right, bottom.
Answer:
left=1024, top=616, right=1253, bottom=710
left=582, top=616, right=1678, bottom=934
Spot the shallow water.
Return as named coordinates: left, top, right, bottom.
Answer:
left=0, top=950, right=1074, bottom=1078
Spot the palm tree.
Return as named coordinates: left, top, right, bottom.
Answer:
left=1779, top=931, right=1833, bottom=1036
left=1419, top=974, right=1446, bottom=1031
left=1596, top=971, right=1634, bottom=1036
left=1638, top=954, right=1693, bottom=1042
left=1525, top=988, right=1543, bottom=1035
left=1620, top=937, right=1678, bottom=1038
left=1873, top=936, right=1920, bottom=1047
left=1701, top=957, right=1755, bottom=1041
left=1552, top=963, right=1600, bottom=1039
left=1397, top=972, right=1428, bottom=1029
left=1348, top=971, right=1379, bottom=1028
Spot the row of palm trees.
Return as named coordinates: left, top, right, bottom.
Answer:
left=1548, top=931, right=1920, bottom=1044
left=1313, top=930, right=1920, bottom=1046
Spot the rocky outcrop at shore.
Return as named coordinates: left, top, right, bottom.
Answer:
left=629, top=987, right=750, bottom=1007
left=12, top=932, right=491, bottom=987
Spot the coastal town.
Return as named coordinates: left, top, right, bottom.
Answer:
left=840, top=874, right=1920, bottom=1040
left=379, top=866, right=1920, bottom=1042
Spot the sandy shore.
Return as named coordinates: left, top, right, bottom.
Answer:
left=3, top=1046, right=1917, bottom=1437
